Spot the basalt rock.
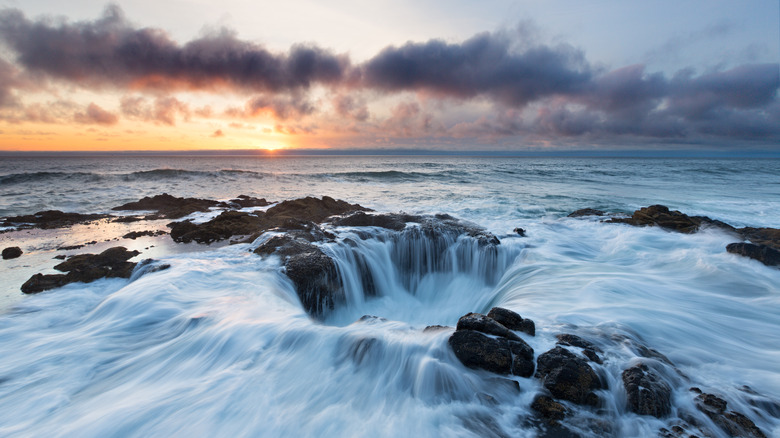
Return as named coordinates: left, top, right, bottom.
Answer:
left=456, top=313, right=522, bottom=342
left=2, top=210, right=110, bottom=230
left=726, top=242, right=780, bottom=266
left=330, top=211, right=420, bottom=231
left=738, top=227, right=780, bottom=250
left=608, top=205, right=701, bottom=233
left=226, top=195, right=272, bottom=209
left=2, top=246, right=22, bottom=259
left=487, top=307, right=535, bottom=336
left=254, top=235, right=343, bottom=316
left=568, top=208, right=605, bottom=218
left=264, top=196, right=370, bottom=225
left=531, top=395, right=568, bottom=424
left=535, top=347, right=603, bottom=406
left=448, top=329, right=535, bottom=377
left=122, top=230, right=167, bottom=240
left=21, top=247, right=140, bottom=294
left=622, top=364, right=672, bottom=418
left=695, top=392, right=766, bottom=438
left=169, top=211, right=264, bottom=244
left=556, top=334, right=603, bottom=364
left=112, top=193, right=221, bottom=219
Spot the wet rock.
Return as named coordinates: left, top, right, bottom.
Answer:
left=739, top=227, right=780, bottom=250
left=254, top=235, right=343, bottom=316
left=448, top=330, right=535, bottom=377
left=226, top=195, right=272, bottom=208
left=568, top=208, right=605, bottom=218
left=555, top=334, right=601, bottom=352
left=487, top=307, right=535, bottom=336
left=726, top=242, right=780, bottom=266
left=330, top=211, right=420, bottom=231
left=112, top=193, right=221, bottom=219
left=695, top=393, right=766, bottom=438
left=513, top=227, right=526, bottom=236
left=535, top=346, right=603, bottom=406
left=423, top=325, right=451, bottom=333
left=531, top=395, right=568, bottom=424
left=169, top=211, right=264, bottom=244
left=21, top=247, right=140, bottom=294
left=122, top=230, right=167, bottom=240
left=608, top=205, right=700, bottom=233
left=622, top=364, right=672, bottom=418
left=2, top=246, right=22, bottom=259
left=456, top=313, right=522, bottom=342
left=2, top=210, right=110, bottom=230
left=264, top=196, right=370, bottom=224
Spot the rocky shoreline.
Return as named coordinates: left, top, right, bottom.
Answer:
left=1, top=196, right=778, bottom=437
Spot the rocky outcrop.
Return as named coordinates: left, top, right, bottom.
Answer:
left=2, top=210, right=109, bottom=230
left=330, top=211, right=419, bottom=231
left=531, top=395, right=568, bottom=424
left=2, top=246, right=22, bottom=259
left=254, top=235, right=343, bottom=316
left=169, top=211, right=264, bottom=244
left=694, top=391, right=767, bottom=438
left=608, top=205, right=702, bottom=233
left=21, top=247, right=140, bottom=294
left=266, top=196, right=370, bottom=224
left=487, top=307, right=535, bottom=336
left=122, top=230, right=167, bottom=240
left=448, top=311, right=535, bottom=377
left=622, top=364, right=672, bottom=417
left=568, top=208, right=605, bottom=218
left=112, top=193, right=222, bottom=219
left=726, top=243, right=780, bottom=266
left=226, top=195, right=272, bottom=209
left=535, top=346, right=603, bottom=406
left=556, top=334, right=603, bottom=364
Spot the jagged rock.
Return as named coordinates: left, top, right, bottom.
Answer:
left=226, top=195, right=272, bottom=208
left=568, top=208, right=605, bottom=218
left=555, top=334, right=601, bottom=352
left=726, top=243, right=780, bottom=266
left=448, top=329, right=534, bottom=377
left=608, top=205, right=700, bottom=233
left=423, top=325, right=451, bottom=333
left=254, top=235, right=343, bottom=316
left=21, top=247, right=140, bottom=294
left=330, top=211, right=420, bottom=231
left=695, top=392, right=766, bottom=438
left=513, top=227, right=526, bottom=236
left=2, top=210, right=109, bottom=230
left=113, top=193, right=221, bottom=219
left=535, top=347, right=603, bottom=406
left=122, top=230, right=167, bottom=240
left=2, top=246, right=22, bottom=259
left=487, top=307, right=535, bottom=336
left=531, top=395, right=568, bottom=424
left=264, top=196, right=370, bottom=224
left=739, top=227, right=780, bottom=250
left=622, top=364, right=671, bottom=417
left=169, top=211, right=264, bottom=244
left=456, top=313, right=522, bottom=342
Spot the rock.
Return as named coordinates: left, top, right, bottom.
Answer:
left=122, top=230, right=167, bottom=240
left=456, top=313, right=522, bottom=342
left=622, top=364, right=672, bottom=417
left=169, top=211, right=264, bottom=244
left=423, top=325, right=451, bottom=333
left=112, top=193, right=221, bottom=219
left=330, top=211, right=419, bottom=231
left=695, top=393, right=766, bottom=438
left=2, top=210, right=109, bottom=230
left=535, top=346, right=603, bottom=406
left=21, top=247, right=140, bottom=293
left=555, top=334, right=601, bottom=352
left=513, top=227, right=526, bottom=236
left=264, top=196, right=370, bottom=224
left=448, top=329, right=535, bottom=377
left=739, top=227, right=780, bottom=250
left=531, top=395, right=568, bottom=424
left=568, top=208, right=605, bottom=218
left=608, top=205, right=700, bottom=233
left=227, top=195, right=272, bottom=208
left=254, top=235, right=343, bottom=316
left=2, top=246, right=22, bottom=259
left=487, top=307, right=535, bottom=336
left=726, top=243, right=780, bottom=266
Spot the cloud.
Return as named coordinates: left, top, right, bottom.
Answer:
left=332, top=94, right=369, bottom=121
left=210, top=129, right=224, bottom=138
left=0, top=5, right=350, bottom=93
left=120, top=95, right=190, bottom=125
left=74, top=102, right=118, bottom=125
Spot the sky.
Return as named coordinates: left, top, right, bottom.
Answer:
left=0, top=0, right=777, bottom=153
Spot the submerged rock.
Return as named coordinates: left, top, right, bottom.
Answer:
left=726, top=243, right=780, bottom=266
left=535, top=346, right=603, bottom=406
left=2, top=246, right=22, bottom=259
left=531, top=395, right=568, bottom=424
left=456, top=313, right=522, bottom=342
left=622, top=364, right=672, bottom=418
left=695, top=392, right=766, bottom=438
left=21, top=247, right=140, bottom=294
left=487, top=307, right=535, bottom=336
left=2, top=210, right=109, bottom=230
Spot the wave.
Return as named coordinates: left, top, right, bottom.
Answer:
left=0, top=169, right=269, bottom=186
left=0, top=171, right=103, bottom=185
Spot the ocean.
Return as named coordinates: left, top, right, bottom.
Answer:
left=0, top=155, right=778, bottom=437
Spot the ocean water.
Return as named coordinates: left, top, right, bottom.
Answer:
left=0, top=156, right=779, bottom=437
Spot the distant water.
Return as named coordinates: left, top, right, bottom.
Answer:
left=0, top=156, right=779, bottom=437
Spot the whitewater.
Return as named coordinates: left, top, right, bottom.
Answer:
left=0, top=156, right=778, bottom=437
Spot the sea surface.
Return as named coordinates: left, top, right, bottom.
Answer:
left=0, top=155, right=779, bottom=437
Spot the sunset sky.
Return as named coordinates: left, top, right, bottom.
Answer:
left=0, top=0, right=777, bottom=152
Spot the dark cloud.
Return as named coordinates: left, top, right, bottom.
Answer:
left=120, top=95, right=190, bottom=125
left=332, top=94, right=369, bottom=121
left=74, top=102, right=118, bottom=125
left=0, top=5, right=349, bottom=93
left=361, top=29, right=593, bottom=107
